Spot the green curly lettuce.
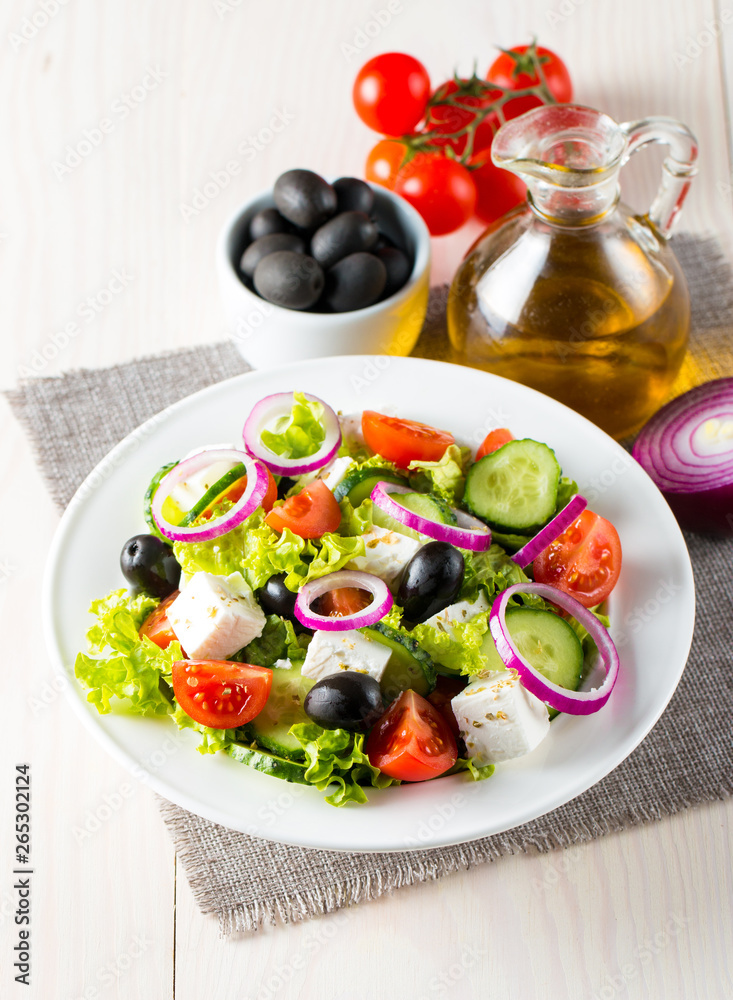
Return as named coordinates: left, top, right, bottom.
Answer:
left=408, top=444, right=472, bottom=505
left=236, top=614, right=305, bottom=667
left=74, top=589, right=178, bottom=716
left=288, top=723, right=397, bottom=805
left=461, top=543, right=532, bottom=602
left=171, top=705, right=239, bottom=754
left=260, top=391, right=326, bottom=460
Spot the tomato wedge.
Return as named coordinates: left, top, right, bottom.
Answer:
left=265, top=479, right=341, bottom=539
left=366, top=690, right=458, bottom=781
left=476, top=427, right=514, bottom=460
left=533, top=509, right=622, bottom=608
left=313, top=587, right=373, bottom=618
left=171, top=659, right=272, bottom=729
left=139, top=592, right=180, bottom=650
left=362, top=411, right=454, bottom=468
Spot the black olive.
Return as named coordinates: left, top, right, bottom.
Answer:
left=322, top=252, right=386, bottom=312
left=240, top=233, right=306, bottom=279
left=256, top=572, right=309, bottom=633
left=397, top=541, right=465, bottom=625
left=273, top=169, right=337, bottom=229
left=376, top=247, right=411, bottom=297
left=120, top=534, right=180, bottom=598
left=333, top=177, right=375, bottom=214
left=253, top=251, right=324, bottom=309
left=304, top=672, right=384, bottom=732
left=311, top=211, right=379, bottom=269
left=249, top=207, right=292, bottom=241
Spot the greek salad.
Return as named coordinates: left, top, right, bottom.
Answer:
left=75, top=391, right=622, bottom=805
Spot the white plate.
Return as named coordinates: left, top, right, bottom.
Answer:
left=42, top=356, right=695, bottom=852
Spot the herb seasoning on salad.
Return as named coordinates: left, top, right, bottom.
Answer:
left=75, top=391, right=621, bottom=806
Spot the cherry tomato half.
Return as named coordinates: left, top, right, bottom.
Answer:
left=366, top=690, right=458, bottom=781
left=394, top=153, right=477, bottom=236
left=353, top=52, right=431, bottom=136
left=265, top=479, right=341, bottom=539
left=487, top=44, right=572, bottom=120
left=171, top=659, right=272, bottom=729
left=313, top=587, right=373, bottom=618
left=476, top=427, right=514, bottom=460
left=362, top=410, right=454, bottom=468
left=139, top=591, right=180, bottom=650
left=533, top=509, right=622, bottom=608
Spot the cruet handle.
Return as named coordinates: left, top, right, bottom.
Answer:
left=619, top=117, right=698, bottom=238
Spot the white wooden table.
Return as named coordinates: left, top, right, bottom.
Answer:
left=2, top=1, right=732, bottom=997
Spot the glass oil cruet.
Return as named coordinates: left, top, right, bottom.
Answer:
left=447, top=105, right=698, bottom=439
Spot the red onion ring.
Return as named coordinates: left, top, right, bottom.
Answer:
left=511, top=495, right=588, bottom=568
left=633, top=378, right=733, bottom=534
left=489, top=582, right=619, bottom=716
left=152, top=449, right=269, bottom=542
left=294, top=570, right=393, bottom=632
left=242, top=391, right=341, bottom=476
left=370, top=481, right=492, bottom=552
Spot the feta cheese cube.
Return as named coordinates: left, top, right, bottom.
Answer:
left=320, top=456, right=354, bottom=493
left=451, top=670, right=550, bottom=765
left=301, top=630, right=392, bottom=684
left=338, top=413, right=365, bottom=447
left=425, top=593, right=490, bottom=634
left=347, top=526, right=420, bottom=588
left=168, top=571, right=266, bottom=660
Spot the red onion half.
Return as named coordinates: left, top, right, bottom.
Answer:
left=294, top=570, right=393, bottom=631
left=152, top=449, right=269, bottom=542
left=370, top=481, right=492, bottom=552
left=242, top=391, right=341, bottom=476
left=489, top=582, right=620, bottom=715
left=633, top=378, right=733, bottom=535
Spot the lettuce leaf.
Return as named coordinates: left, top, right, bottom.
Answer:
left=288, top=723, right=397, bottom=805
left=260, top=391, right=326, bottom=460
left=238, top=614, right=305, bottom=667
left=171, top=705, right=239, bottom=754
left=556, top=476, right=579, bottom=513
left=337, top=496, right=374, bottom=537
left=408, top=445, right=471, bottom=505
left=449, top=757, right=495, bottom=781
left=461, top=543, right=531, bottom=602
left=74, top=589, right=178, bottom=716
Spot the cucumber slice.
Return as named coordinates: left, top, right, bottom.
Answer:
left=144, top=461, right=178, bottom=541
left=464, top=439, right=560, bottom=533
left=481, top=607, right=583, bottom=718
left=227, top=742, right=309, bottom=784
left=363, top=621, right=437, bottom=699
left=332, top=466, right=408, bottom=507
left=372, top=491, right=457, bottom=540
left=245, top=663, right=313, bottom=760
left=179, top=464, right=245, bottom=527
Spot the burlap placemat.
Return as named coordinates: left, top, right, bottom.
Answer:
left=7, top=234, right=733, bottom=934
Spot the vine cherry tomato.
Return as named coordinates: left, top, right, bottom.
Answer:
left=265, top=479, right=341, bottom=539
left=353, top=53, right=431, bottom=136
left=366, top=690, right=458, bottom=781
left=423, top=80, right=500, bottom=156
left=394, top=153, right=476, bottom=236
left=487, top=44, right=573, bottom=120
left=365, top=138, right=407, bottom=189
left=362, top=410, right=454, bottom=467
left=468, top=150, right=527, bottom=226
left=171, top=659, right=272, bottom=729
left=533, top=509, right=622, bottom=608
left=476, top=427, right=514, bottom=460
left=139, top=591, right=180, bottom=650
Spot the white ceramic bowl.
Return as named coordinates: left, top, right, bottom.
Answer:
left=43, top=356, right=695, bottom=852
left=215, top=181, right=431, bottom=369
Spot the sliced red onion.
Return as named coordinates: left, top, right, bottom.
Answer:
left=152, top=449, right=269, bottom=542
left=294, top=570, right=393, bottom=631
left=511, top=495, right=588, bottom=568
left=489, top=582, right=619, bottom=716
left=633, top=378, right=733, bottom=535
left=370, top=481, right=492, bottom=552
left=242, top=391, right=341, bottom=476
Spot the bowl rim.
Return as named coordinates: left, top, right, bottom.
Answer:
left=215, top=179, right=432, bottom=322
